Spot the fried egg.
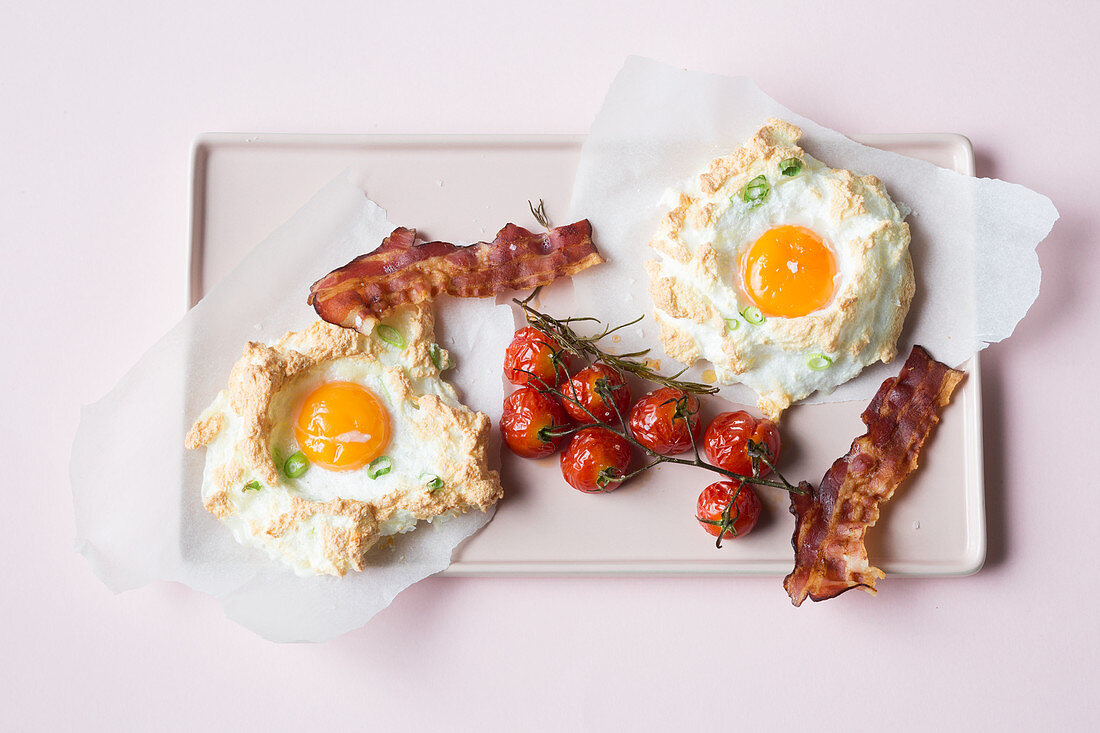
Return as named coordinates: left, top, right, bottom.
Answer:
left=647, top=118, right=913, bottom=420
left=185, top=304, right=501, bottom=576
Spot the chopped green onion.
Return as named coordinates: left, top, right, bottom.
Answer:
left=808, top=353, right=833, bottom=371
left=740, top=175, right=770, bottom=206
left=376, top=380, right=391, bottom=402
left=284, top=451, right=309, bottom=479
left=367, top=456, right=392, bottom=480
left=242, top=480, right=261, bottom=492
left=724, top=317, right=740, bottom=332
left=421, top=473, right=444, bottom=491
left=376, top=325, right=406, bottom=349
left=779, top=157, right=803, bottom=176
left=429, top=343, right=450, bottom=371
left=741, top=306, right=765, bottom=325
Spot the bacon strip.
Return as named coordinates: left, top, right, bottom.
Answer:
left=307, top=220, right=603, bottom=329
left=783, top=346, right=966, bottom=606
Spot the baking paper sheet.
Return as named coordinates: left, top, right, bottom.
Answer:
left=71, top=175, right=514, bottom=643
left=568, top=57, right=1059, bottom=407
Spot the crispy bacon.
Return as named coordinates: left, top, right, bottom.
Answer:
left=307, top=220, right=603, bottom=329
left=783, top=346, right=966, bottom=606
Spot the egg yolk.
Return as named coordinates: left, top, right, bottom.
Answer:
left=294, top=381, right=390, bottom=471
left=740, top=225, right=837, bottom=317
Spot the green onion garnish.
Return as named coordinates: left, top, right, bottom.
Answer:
left=242, top=480, right=261, bottom=492
left=740, top=175, right=770, bottom=206
left=367, top=456, right=392, bottom=480
left=421, top=473, right=444, bottom=491
left=724, top=317, right=740, bottom=332
left=429, top=343, right=450, bottom=371
left=284, top=451, right=309, bottom=479
left=376, top=380, right=391, bottom=402
left=742, top=306, right=765, bottom=325
left=779, top=157, right=803, bottom=176
left=376, top=325, right=406, bottom=349
left=808, top=353, right=833, bottom=371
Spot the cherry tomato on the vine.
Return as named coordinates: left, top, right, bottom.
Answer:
left=562, top=363, right=631, bottom=424
left=503, top=326, right=567, bottom=388
left=703, top=411, right=781, bottom=478
left=500, top=387, right=570, bottom=459
left=560, top=427, right=632, bottom=493
left=696, top=481, right=762, bottom=542
left=627, top=387, right=702, bottom=456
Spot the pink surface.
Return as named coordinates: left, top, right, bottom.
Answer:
left=4, top=1, right=1095, bottom=729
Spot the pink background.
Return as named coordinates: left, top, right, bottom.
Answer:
left=5, top=1, right=1096, bottom=729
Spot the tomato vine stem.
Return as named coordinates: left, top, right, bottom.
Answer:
left=513, top=300, right=806, bottom=496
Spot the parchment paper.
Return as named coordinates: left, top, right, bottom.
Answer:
left=568, top=57, right=1059, bottom=406
left=71, top=175, right=514, bottom=643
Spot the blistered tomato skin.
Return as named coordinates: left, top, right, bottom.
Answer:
left=503, top=327, right=567, bottom=388
left=703, top=411, right=781, bottom=478
left=562, top=364, right=631, bottom=424
left=696, top=481, right=762, bottom=540
left=500, top=387, right=570, bottom=459
left=627, top=388, right=702, bottom=456
left=560, top=427, right=633, bottom=493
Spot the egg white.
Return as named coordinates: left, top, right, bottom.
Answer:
left=647, top=119, right=913, bottom=419
left=187, top=306, right=500, bottom=576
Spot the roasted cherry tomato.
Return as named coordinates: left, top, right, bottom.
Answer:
left=696, top=481, right=762, bottom=542
left=500, top=387, right=570, bottom=459
left=627, top=387, right=702, bottom=456
left=560, top=427, right=632, bottom=493
left=562, top=363, right=631, bottom=424
left=503, top=326, right=567, bottom=387
left=703, top=411, right=781, bottom=478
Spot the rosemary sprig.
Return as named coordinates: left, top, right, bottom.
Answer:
left=513, top=297, right=719, bottom=395
left=528, top=199, right=551, bottom=230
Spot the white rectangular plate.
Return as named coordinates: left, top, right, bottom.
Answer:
left=190, top=133, right=984, bottom=577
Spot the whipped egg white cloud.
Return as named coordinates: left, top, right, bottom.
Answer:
left=186, top=304, right=501, bottom=577
left=646, top=119, right=912, bottom=419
